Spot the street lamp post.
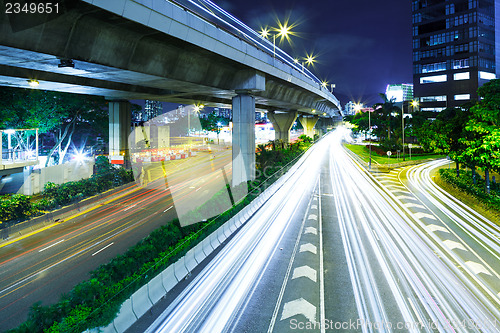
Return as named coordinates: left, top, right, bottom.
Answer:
left=402, top=102, right=405, bottom=161
left=368, top=107, right=372, bottom=169
left=355, top=103, right=371, bottom=169
left=259, top=24, right=291, bottom=58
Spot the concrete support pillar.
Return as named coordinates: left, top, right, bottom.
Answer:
left=232, top=93, right=256, bottom=186
left=299, top=116, right=318, bottom=139
left=268, top=111, right=298, bottom=142
left=109, top=101, right=131, bottom=167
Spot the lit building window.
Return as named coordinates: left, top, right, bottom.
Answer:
left=454, top=94, right=470, bottom=100
left=479, top=71, right=496, bottom=80
left=420, top=96, right=447, bottom=102
left=454, top=72, right=470, bottom=80
left=453, top=58, right=470, bottom=69
left=420, top=75, right=447, bottom=84
left=421, top=107, right=446, bottom=112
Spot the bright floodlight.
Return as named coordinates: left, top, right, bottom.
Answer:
left=411, top=100, right=419, bottom=107
left=294, top=58, right=299, bottom=64
left=321, top=81, right=328, bottom=88
left=73, top=151, right=86, bottom=163
left=354, top=103, right=363, bottom=111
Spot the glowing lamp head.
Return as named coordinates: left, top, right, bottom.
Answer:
left=259, top=27, right=270, bottom=39
left=73, top=151, right=86, bottom=163
left=411, top=100, right=419, bottom=108
left=28, top=79, right=39, bottom=87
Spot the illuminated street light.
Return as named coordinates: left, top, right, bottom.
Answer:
left=411, top=100, right=419, bottom=111
left=259, top=19, right=296, bottom=58
left=305, top=53, right=316, bottom=66
left=321, top=81, right=328, bottom=89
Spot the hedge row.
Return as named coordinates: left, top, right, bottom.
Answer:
left=8, top=138, right=313, bottom=333
left=439, top=168, right=500, bottom=212
left=0, top=157, right=134, bottom=228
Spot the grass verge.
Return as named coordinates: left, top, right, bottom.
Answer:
left=343, top=144, right=444, bottom=165
left=435, top=169, right=500, bottom=225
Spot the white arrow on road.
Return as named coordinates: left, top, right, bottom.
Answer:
left=304, top=227, right=317, bottom=235
left=300, top=243, right=317, bottom=255
left=426, top=224, right=449, bottom=233
left=280, top=298, right=317, bottom=323
left=292, top=265, right=317, bottom=283
left=443, top=239, right=467, bottom=251
left=415, top=212, right=437, bottom=221
left=465, top=261, right=492, bottom=276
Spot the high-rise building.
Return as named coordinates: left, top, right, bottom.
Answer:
left=144, top=100, right=163, bottom=120
left=412, top=0, right=499, bottom=112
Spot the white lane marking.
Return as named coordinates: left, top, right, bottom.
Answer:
left=304, top=227, right=317, bottom=235
left=39, top=239, right=65, bottom=252
left=404, top=202, right=426, bottom=209
left=311, top=204, right=318, bottom=210
left=443, top=240, right=467, bottom=251
left=372, top=229, right=380, bottom=241
left=280, top=298, right=316, bottom=322
left=92, top=243, right=114, bottom=257
left=299, top=243, right=317, bottom=255
left=426, top=224, right=450, bottom=233
left=465, top=261, right=492, bottom=276
left=408, top=297, right=425, bottom=328
left=123, top=204, right=137, bottom=212
left=308, top=214, right=318, bottom=221
left=189, top=186, right=195, bottom=189
left=318, top=184, right=325, bottom=333
left=292, top=266, right=317, bottom=283
left=164, top=206, right=173, bottom=213
left=415, top=212, right=437, bottom=220
left=195, top=187, right=202, bottom=192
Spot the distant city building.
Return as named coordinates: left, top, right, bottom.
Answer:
left=144, top=100, right=162, bottom=121
left=344, top=101, right=357, bottom=116
left=412, top=0, right=499, bottom=112
left=385, top=84, right=414, bottom=103
left=213, top=107, right=232, bottom=118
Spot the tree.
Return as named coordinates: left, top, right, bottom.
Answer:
left=0, top=87, right=108, bottom=166
left=459, top=79, right=500, bottom=192
left=373, top=93, right=401, bottom=142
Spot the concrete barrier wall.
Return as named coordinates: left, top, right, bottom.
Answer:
left=18, top=160, right=94, bottom=195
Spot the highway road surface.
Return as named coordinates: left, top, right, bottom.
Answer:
left=141, top=128, right=500, bottom=333
left=0, top=148, right=232, bottom=331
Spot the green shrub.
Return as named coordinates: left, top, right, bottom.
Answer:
left=8, top=142, right=313, bottom=333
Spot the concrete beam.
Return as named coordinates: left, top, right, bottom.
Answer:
left=233, top=70, right=265, bottom=92
left=268, top=111, right=298, bottom=143
left=109, top=101, right=131, bottom=167
left=299, top=116, right=318, bottom=139
left=232, top=93, right=256, bottom=186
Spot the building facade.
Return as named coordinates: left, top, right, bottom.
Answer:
left=412, top=0, right=499, bottom=112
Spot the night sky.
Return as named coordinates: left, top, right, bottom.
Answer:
left=214, top=0, right=413, bottom=107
